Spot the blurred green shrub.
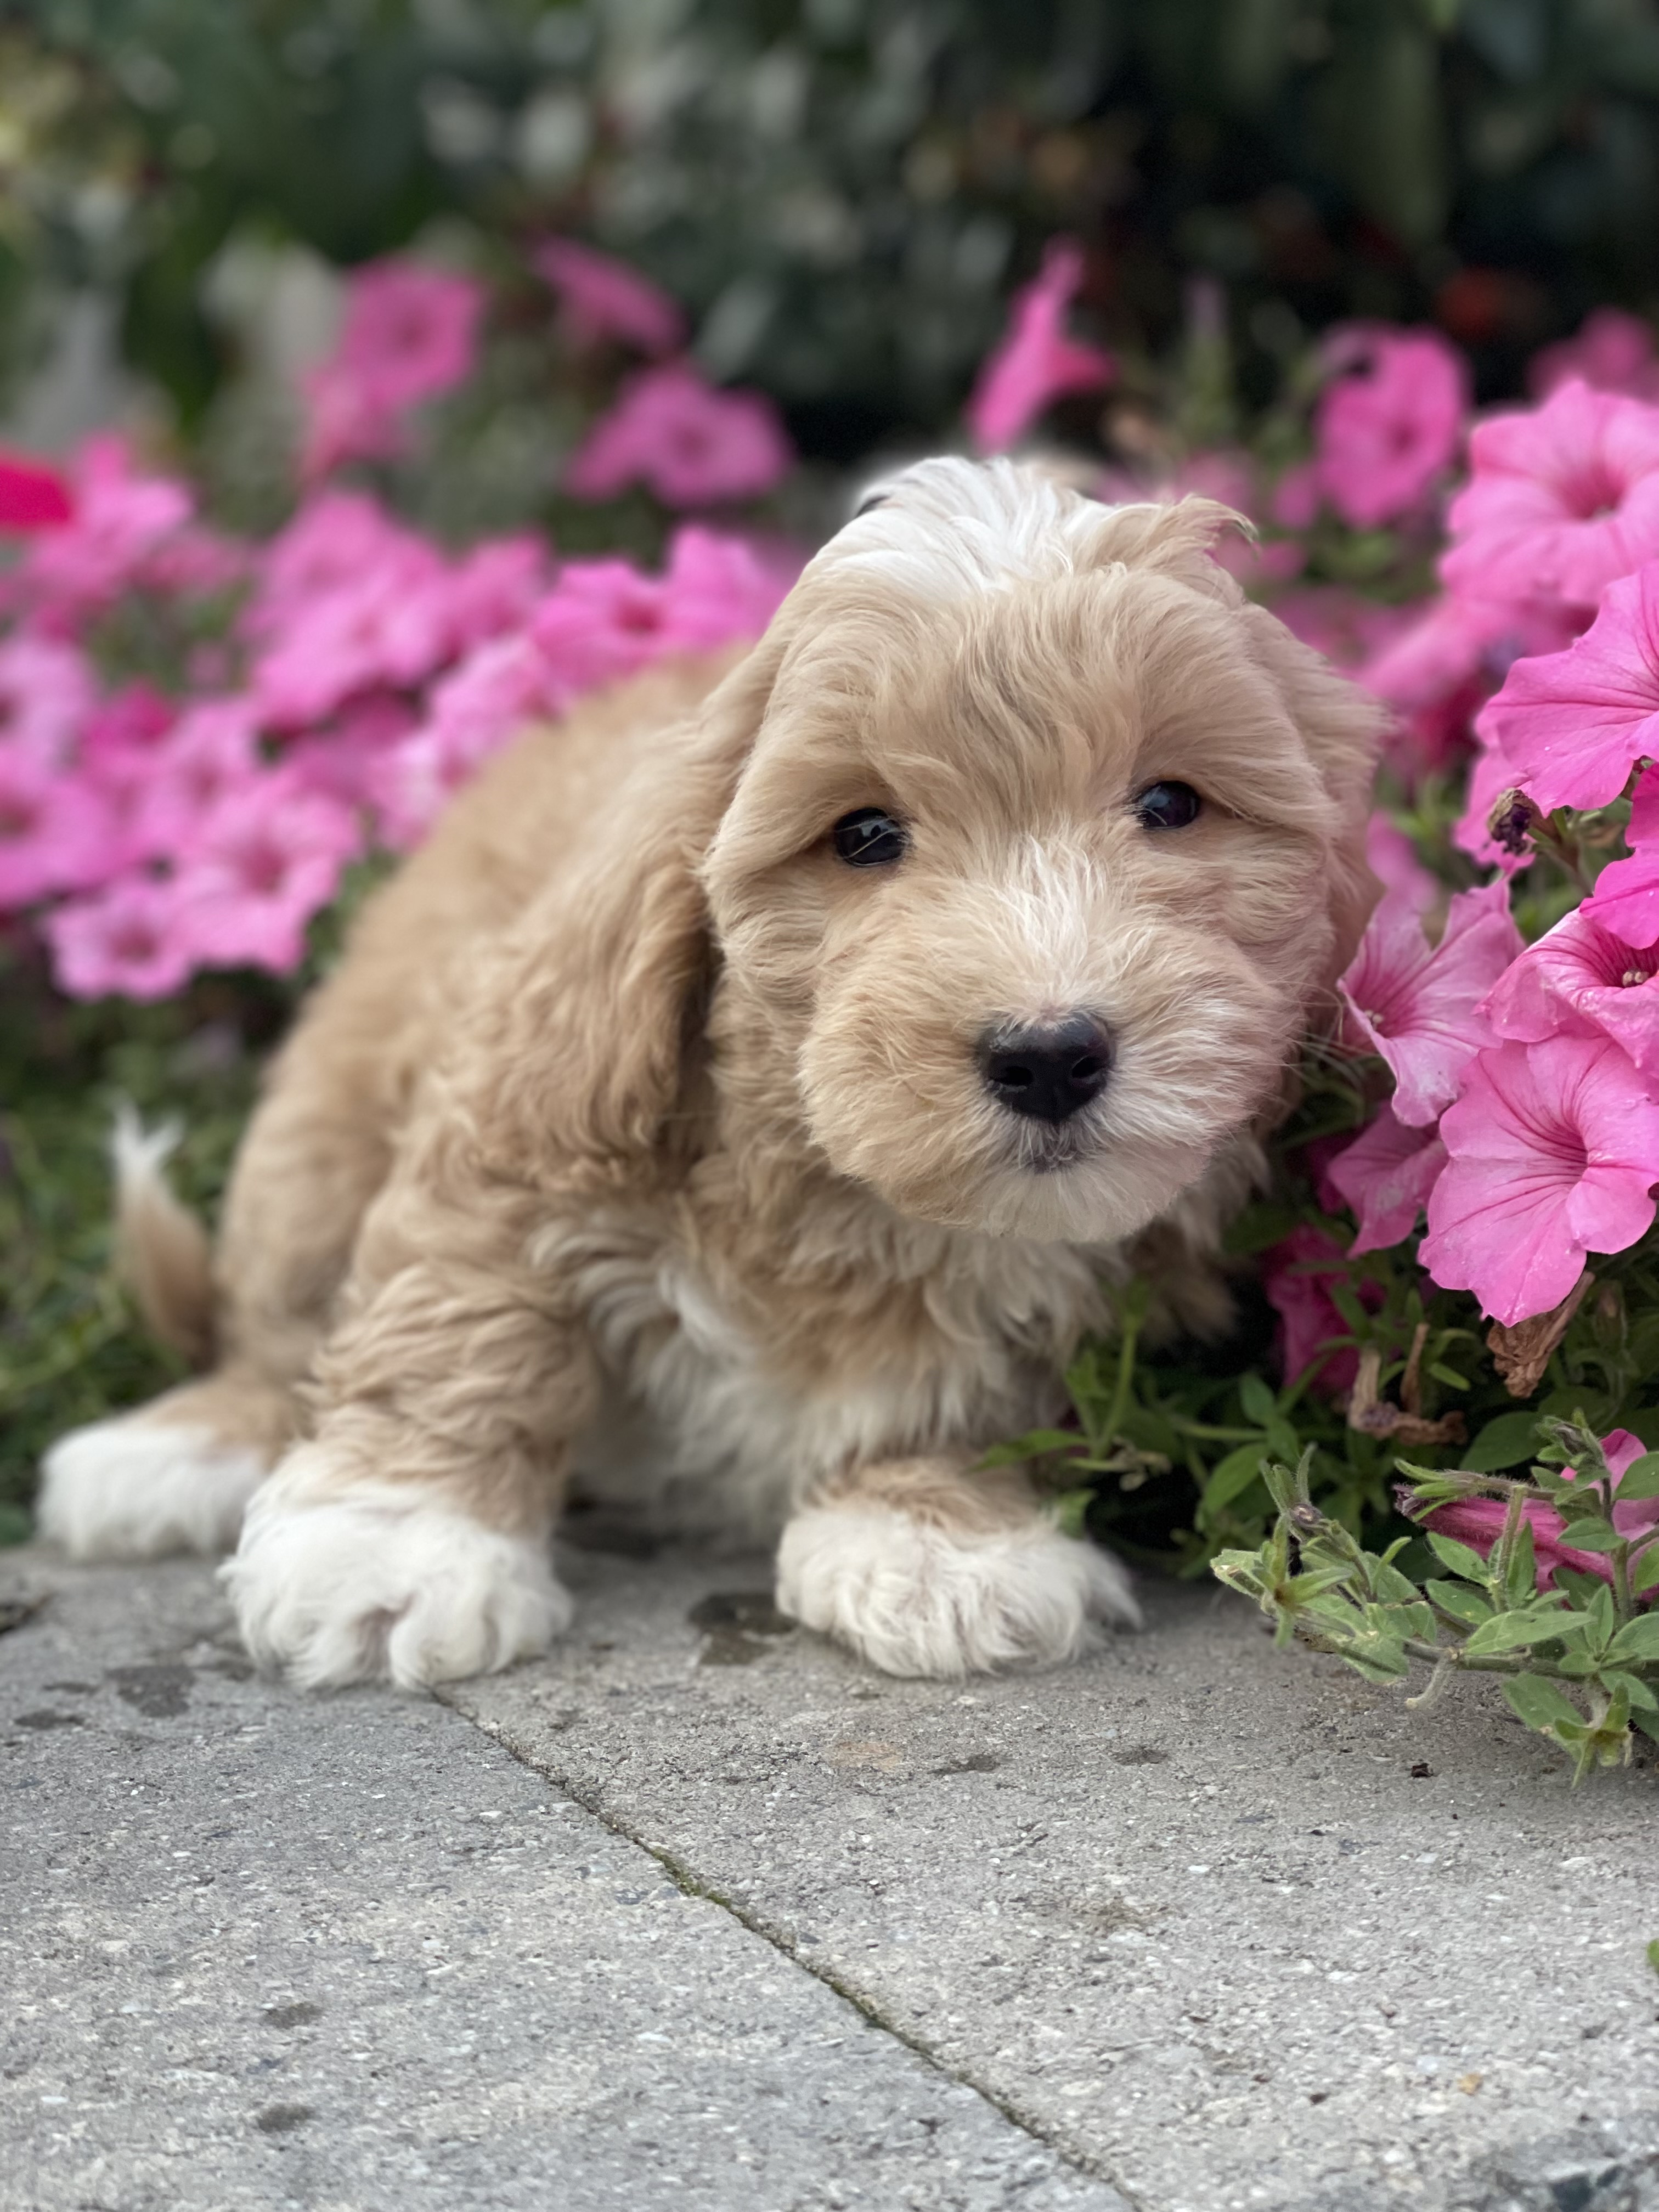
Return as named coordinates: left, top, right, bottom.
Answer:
left=6, top=0, right=1659, bottom=457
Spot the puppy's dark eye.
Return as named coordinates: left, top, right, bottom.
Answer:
left=1132, top=781, right=1203, bottom=831
left=832, top=808, right=907, bottom=866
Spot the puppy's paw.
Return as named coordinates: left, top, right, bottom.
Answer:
left=223, top=1463, right=571, bottom=1690
left=776, top=1505, right=1139, bottom=1678
left=38, top=1418, right=266, bottom=1561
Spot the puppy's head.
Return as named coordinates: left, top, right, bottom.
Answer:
left=697, top=458, right=1382, bottom=1244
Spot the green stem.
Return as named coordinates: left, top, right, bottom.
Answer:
left=1613, top=1540, right=1634, bottom=1624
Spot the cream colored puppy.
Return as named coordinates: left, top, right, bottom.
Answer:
left=40, top=459, right=1381, bottom=1688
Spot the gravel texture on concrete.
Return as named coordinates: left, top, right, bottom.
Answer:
left=0, top=1552, right=1125, bottom=2212
left=4, top=1538, right=1658, bottom=2212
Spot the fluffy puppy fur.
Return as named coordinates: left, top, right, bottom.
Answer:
left=39, top=459, right=1383, bottom=1688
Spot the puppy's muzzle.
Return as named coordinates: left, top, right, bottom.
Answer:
left=979, top=1014, right=1112, bottom=1126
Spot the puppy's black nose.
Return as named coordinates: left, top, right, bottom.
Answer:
left=980, top=1015, right=1112, bottom=1125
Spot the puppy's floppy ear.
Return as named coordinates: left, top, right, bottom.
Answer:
left=468, top=639, right=786, bottom=1173
left=1243, top=601, right=1386, bottom=998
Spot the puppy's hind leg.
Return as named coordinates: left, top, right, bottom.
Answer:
left=224, top=1146, right=596, bottom=1692
left=38, top=1365, right=296, bottom=1562
left=775, top=1459, right=1141, bottom=1678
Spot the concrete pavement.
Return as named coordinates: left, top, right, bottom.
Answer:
left=4, top=1536, right=1658, bottom=2212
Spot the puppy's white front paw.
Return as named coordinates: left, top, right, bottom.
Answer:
left=776, top=1505, right=1139, bottom=1678
left=38, top=1418, right=266, bottom=1561
left=223, top=1459, right=571, bottom=1690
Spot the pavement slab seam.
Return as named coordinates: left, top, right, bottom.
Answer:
left=435, top=1681, right=1148, bottom=2212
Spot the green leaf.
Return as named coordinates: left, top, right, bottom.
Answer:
left=1502, top=1674, right=1585, bottom=1734
left=1425, top=1578, right=1490, bottom=1627
left=1647, top=1940, right=1659, bottom=1977
left=1553, top=1517, right=1623, bottom=1552
left=1583, top=1582, right=1617, bottom=1655
left=1606, top=1614, right=1659, bottom=1664
left=1426, top=1532, right=1492, bottom=1584
left=1465, top=1609, right=1578, bottom=1655
left=978, top=1430, right=1081, bottom=1467
left=1463, top=1412, right=1541, bottom=1471
left=1426, top=1362, right=1469, bottom=1390
left=1602, top=1669, right=1659, bottom=1713
left=1610, top=1452, right=1659, bottom=1500
left=1503, top=1517, right=1537, bottom=1608
left=1200, top=1444, right=1269, bottom=1519
left=1239, top=1374, right=1277, bottom=1427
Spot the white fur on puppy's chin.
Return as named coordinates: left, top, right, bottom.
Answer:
left=224, top=1461, right=571, bottom=1691
left=775, top=1504, right=1140, bottom=1678
left=38, top=1419, right=266, bottom=1561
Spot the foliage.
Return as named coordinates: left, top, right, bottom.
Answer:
left=1213, top=1426, right=1659, bottom=1781
left=10, top=0, right=1659, bottom=470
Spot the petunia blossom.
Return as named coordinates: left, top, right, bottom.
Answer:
left=0, top=449, right=73, bottom=529
left=1584, top=769, right=1659, bottom=946
left=301, top=260, right=484, bottom=480
left=1530, top=309, right=1659, bottom=404
left=1339, top=882, right=1523, bottom=1125
left=534, top=238, right=685, bottom=354
left=1481, top=904, right=1659, bottom=1075
left=1420, top=1034, right=1659, bottom=1325
left=1315, top=326, right=1466, bottom=529
left=1477, top=561, right=1659, bottom=813
left=966, top=239, right=1115, bottom=455
left=1423, top=1428, right=1659, bottom=1598
left=1440, top=379, right=1659, bottom=613
left=1325, top=1105, right=1448, bottom=1255
left=565, top=363, right=793, bottom=506
left=1262, top=1226, right=1379, bottom=1396
left=176, top=776, right=363, bottom=974
left=0, top=746, right=115, bottom=909
left=44, top=873, right=200, bottom=1001
left=18, top=435, right=193, bottom=628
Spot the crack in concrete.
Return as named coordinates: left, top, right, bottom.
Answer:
left=437, top=1686, right=1143, bottom=2212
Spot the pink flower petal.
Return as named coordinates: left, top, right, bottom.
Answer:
left=1421, top=1033, right=1659, bottom=1324
left=1340, top=882, right=1523, bottom=1126
left=966, top=240, right=1114, bottom=455
left=1325, top=1105, right=1448, bottom=1254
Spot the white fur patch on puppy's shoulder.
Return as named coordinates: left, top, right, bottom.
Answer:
left=224, top=1461, right=571, bottom=1691
left=775, top=1502, right=1139, bottom=1678
left=38, top=1418, right=265, bottom=1561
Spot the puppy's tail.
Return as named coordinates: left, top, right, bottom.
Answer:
left=110, top=1104, right=216, bottom=1368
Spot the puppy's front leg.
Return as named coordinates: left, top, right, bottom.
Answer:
left=223, top=1156, right=596, bottom=1692
left=776, top=1459, right=1140, bottom=1679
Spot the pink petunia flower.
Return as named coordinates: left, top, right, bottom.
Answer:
left=1340, top=882, right=1523, bottom=1126
left=0, top=632, right=95, bottom=765
left=1262, top=1225, right=1380, bottom=1396
left=0, top=745, right=116, bottom=909
left=966, top=239, right=1115, bottom=455
left=1423, top=1428, right=1659, bottom=1598
left=1325, top=1104, right=1448, bottom=1255
left=1482, top=904, right=1659, bottom=1075
left=1365, top=812, right=1440, bottom=913
left=44, top=872, right=200, bottom=1001
left=250, top=540, right=449, bottom=727
left=1316, top=327, right=1467, bottom=529
left=1530, top=309, right=1659, bottom=404
left=565, top=363, right=793, bottom=507
left=0, top=449, right=73, bottom=529
left=131, top=698, right=263, bottom=863
left=371, top=635, right=565, bottom=849
left=18, top=435, right=193, bottom=628
left=246, top=490, right=424, bottom=638
left=1477, top=561, right=1659, bottom=813
left=534, top=239, right=685, bottom=354
left=1584, top=766, right=1659, bottom=946
left=1441, top=379, right=1659, bottom=613
left=176, top=775, right=362, bottom=974
left=1420, top=1034, right=1659, bottom=1325
left=301, top=259, right=484, bottom=480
